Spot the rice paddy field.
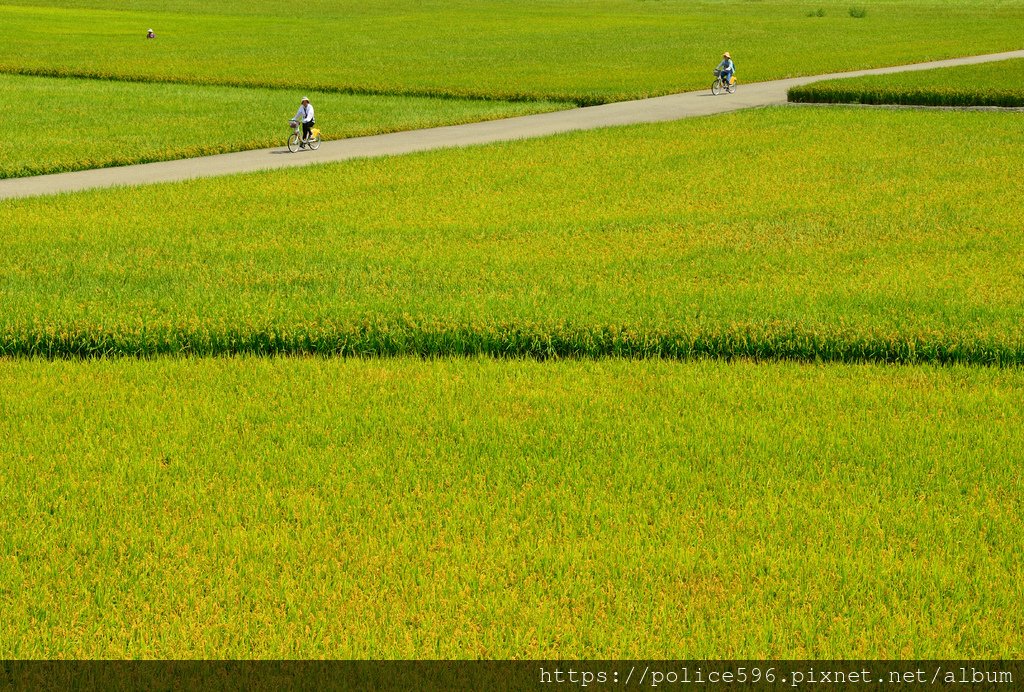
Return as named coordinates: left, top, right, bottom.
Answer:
left=2, top=107, right=1022, bottom=363
left=1, top=0, right=1023, bottom=103
left=3, top=0, right=1024, bottom=666
left=1, top=357, right=1022, bottom=658
left=0, top=74, right=567, bottom=179
left=789, top=57, right=1024, bottom=106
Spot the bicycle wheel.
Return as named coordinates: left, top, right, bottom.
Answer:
left=308, top=134, right=321, bottom=151
left=711, top=79, right=723, bottom=96
left=287, top=133, right=301, bottom=153
left=727, top=80, right=737, bottom=94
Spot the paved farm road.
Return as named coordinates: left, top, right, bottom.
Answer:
left=2, top=50, right=1023, bottom=200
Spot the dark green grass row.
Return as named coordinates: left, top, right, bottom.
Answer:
left=0, top=65, right=573, bottom=106
left=3, top=321, right=1021, bottom=366
left=789, top=58, right=1024, bottom=107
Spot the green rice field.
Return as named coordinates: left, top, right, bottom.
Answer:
left=0, top=74, right=566, bottom=179
left=4, top=0, right=1024, bottom=665
left=2, top=107, right=1021, bottom=363
left=790, top=57, right=1024, bottom=106
left=2, top=0, right=1022, bottom=103
left=2, top=357, right=1021, bottom=658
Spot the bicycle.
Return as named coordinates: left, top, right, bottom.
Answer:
left=287, top=119, right=321, bottom=152
left=711, top=69, right=737, bottom=95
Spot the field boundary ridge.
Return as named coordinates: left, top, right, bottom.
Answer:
left=0, top=65, right=603, bottom=107
left=3, top=322, right=1021, bottom=367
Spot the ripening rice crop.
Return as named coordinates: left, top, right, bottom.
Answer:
left=2, top=356, right=1023, bottom=658
left=0, top=74, right=567, bottom=179
left=1, top=107, right=1022, bottom=364
left=789, top=58, right=1024, bottom=107
left=1, top=1, right=1023, bottom=103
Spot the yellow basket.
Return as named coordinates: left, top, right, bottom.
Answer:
left=729, top=76, right=736, bottom=85
left=311, top=128, right=321, bottom=138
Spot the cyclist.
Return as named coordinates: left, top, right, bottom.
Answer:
left=716, top=52, right=735, bottom=85
left=293, top=97, right=315, bottom=149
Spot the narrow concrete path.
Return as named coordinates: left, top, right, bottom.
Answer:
left=2, top=49, right=1022, bottom=201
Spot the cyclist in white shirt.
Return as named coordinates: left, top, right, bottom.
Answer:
left=716, top=52, right=735, bottom=84
left=293, top=97, right=315, bottom=148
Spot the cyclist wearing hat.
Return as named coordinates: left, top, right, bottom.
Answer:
left=293, top=97, right=315, bottom=148
left=716, top=52, right=735, bottom=84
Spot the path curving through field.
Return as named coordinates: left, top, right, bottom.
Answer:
left=2, top=50, right=1022, bottom=201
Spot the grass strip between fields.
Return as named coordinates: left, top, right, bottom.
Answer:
left=1, top=357, right=1022, bottom=657
left=3, top=321, right=1022, bottom=366
left=2, top=107, right=1022, bottom=365
left=0, top=65, right=572, bottom=105
left=789, top=58, right=1024, bottom=107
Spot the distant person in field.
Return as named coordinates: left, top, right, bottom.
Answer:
left=146, top=28, right=156, bottom=39
left=293, top=96, right=315, bottom=148
left=717, top=52, right=735, bottom=83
